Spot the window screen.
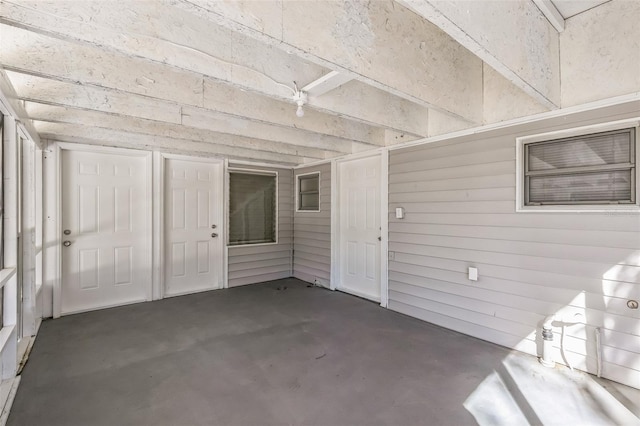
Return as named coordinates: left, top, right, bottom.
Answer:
left=229, top=172, right=276, bottom=245
left=524, top=128, right=636, bottom=205
left=298, top=173, right=320, bottom=211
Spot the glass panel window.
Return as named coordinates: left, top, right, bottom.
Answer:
left=524, top=128, right=636, bottom=205
left=297, top=173, right=320, bottom=211
left=229, top=171, right=276, bottom=245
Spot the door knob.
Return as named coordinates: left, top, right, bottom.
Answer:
left=63, top=240, right=72, bottom=247
left=211, top=233, right=218, bottom=238
left=211, top=224, right=217, bottom=229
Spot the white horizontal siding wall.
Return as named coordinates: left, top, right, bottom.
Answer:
left=227, top=165, right=293, bottom=287
left=388, top=101, right=640, bottom=388
left=293, top=163, right=331, bottom=286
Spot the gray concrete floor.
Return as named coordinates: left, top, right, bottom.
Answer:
left=8, top=278, right=637, bottom=425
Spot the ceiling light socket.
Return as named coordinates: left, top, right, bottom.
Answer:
left=293, top=91, right=308, bottom=118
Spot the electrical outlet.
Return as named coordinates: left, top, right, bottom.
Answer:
left=468, top=267, right=478, bottom=281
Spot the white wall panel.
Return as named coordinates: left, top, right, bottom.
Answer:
left=388, top=101, right=640, bottom=388
left=293, top=163, right=331, bottom=286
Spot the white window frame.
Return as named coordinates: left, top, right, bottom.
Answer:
left=296, top=171, right=321, bottom=213
left=226, top=168, right=279, bottom=247
left=516, top=118, right=640, bottom=213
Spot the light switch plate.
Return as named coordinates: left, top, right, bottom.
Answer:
left=468, top=267, right=478, bottom=281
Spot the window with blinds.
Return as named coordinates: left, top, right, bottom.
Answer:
left=228, top=171, right=277, bottom=246
left=524, top=128, right=636, bottom=205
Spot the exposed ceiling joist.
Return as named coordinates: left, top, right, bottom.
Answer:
left=398, top=0, right=560, bottom=111
left=173, top=0, right=482, bottom=124
left=6, top=72, right=356, bottom=156
left=301, top=71, right=353, bottom=98
left=532, top=0, right=565, bottom=32
left=0, top=1, right=426, bottom=137
left=0, top=69, right=41, bottom=146
left=35, top=121, right=309, bottom=165
left=25, top=102, right=333, bottom=160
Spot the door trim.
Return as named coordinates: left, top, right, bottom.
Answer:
left=331, top=151, right=389, bottom=307
left=51, top=142, right=153, bottom=317
left=157, top=153, right=226, bottom=298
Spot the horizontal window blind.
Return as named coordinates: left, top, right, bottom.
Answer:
left=525, top=128, right=636, bottom=205
left=529, top=170, right=632, bottom=203
left=528, top=132, right=631, bottom=171
left=229, top=172, right=276, bottom=245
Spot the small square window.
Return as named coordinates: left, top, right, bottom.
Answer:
left=520, top=126, right=637, bottom=209
left=297, top=172, right=320, bottom=212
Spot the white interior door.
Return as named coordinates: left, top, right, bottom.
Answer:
left=338, top=155, right=381, bottom=301
left=164, top=158, right=223, bottom=297
left=61, top=149, right=150, bottom=314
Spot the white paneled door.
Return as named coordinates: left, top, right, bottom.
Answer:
left=164, top=158, right=223, bottom=297
left=338, top=155, right=382, bottom=301
left=61, top=149, right=151, bottom=315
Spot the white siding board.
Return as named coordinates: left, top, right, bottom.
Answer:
left=389, top=161, right=516, bottom=183
left=390, top=283, right=544, bottom=326
left=389, top=300, right=537, bottom=352
left=391, top=247, right=640, bottom=283
left=391, top=256, right=638, bottom=302
left=294, top=244, right=331, bottom=257
left=229, top=264, right=291, bottom=280
left=389, top=213, right=640, bottom=232
left=293, top=164, right=331, bottom=284
left=394, top=201, right=516, bottom=214
left=228, top=258, right=291, bottom=272
left=391, top=235, right=639, bottom=265
left=390, top=187, right=515, bottom=203
left=227, top=250, right=292, bottom=264
left=294, top=251, right=331, bottom=266
left=227, top=166, right=293, bottom=287
left=390, top=174, right=515, bottom=193
left=390, top=137, right=512, bottom=164
left=389, top=270, right=640, bottom=331
left=390, top=223, right=640, bottom=250
left=229, top=271, right=291, bottom=287
left=388, top=102, right=640, bottom=388
left=293, top=262, right=330, bottom=280
left=389, top=147, right=515, bottom=173
left=295, top=216, right=331, bottom=225
left=294, top=238, right=331, bottom=251
left=294, top=270, right=317, bottom=284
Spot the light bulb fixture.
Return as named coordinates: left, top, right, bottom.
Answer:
left=292, top=81, right=308, bottom=118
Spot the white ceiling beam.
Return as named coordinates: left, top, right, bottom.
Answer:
left=0, top=68, right=41, bottom=146
left=34, top=122, right=308, bottom=166
left=0, top=1, right=424, bottom=136
left=5, top=72, right=355, bottom=155
left=532, top=0, right=565, bottom=32
left=301, top=71, right=353, bottom=98
left=174, top=0, right=482, bottom=124
left=25, top=102, right=332, bottom=160
left=0, top=16, right=387, bottom=141
left=398, top=0, right=560, bottom=110
left=197, top=79, right=385, bottom=146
